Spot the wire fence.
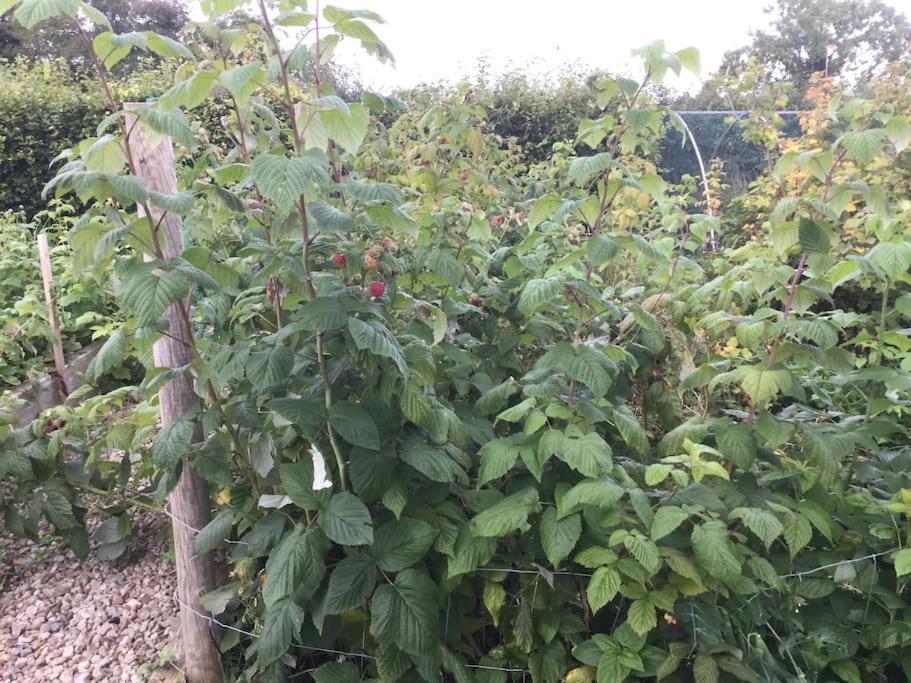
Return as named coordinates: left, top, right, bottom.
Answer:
left=159, top=501, right=900, bottom=678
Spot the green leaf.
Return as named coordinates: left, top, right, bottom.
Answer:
left=14, top=0, right=78, bottom=28
left=840, top=128, right=886, bottom=165
left=152, top=418, right=193, bottom=469
left=159, top=72, right=217, bottom=110
left=309, top=201, right=352, bottom=232
left=324, top=553, right=378, bottom=613
left=320, top=102, right=369, bottom=153
left=540, top=508, right=581, bottom=568
left=693, top=654, right=719, bottom=683
left=738, top=365, right=791, bottom=405
left=797, top=216, right=831, bottom=254
left=477, top=437, right=522, bottom=486
left=372, top=517, right=436, bottom=571
left=783, top=514, right=812, bottom=558
left=134, top=106, right=194, bottom=149
left=85, top=329, right=126, bottom=383
left=730, top=507, right=783, bottom=549
left=120, top=266, right=188, bottom=326
left=691, top=520, right=741, bottom=581
left=318, top=492, right=373, bottom=546
left=246, top=345, right=294, bottom=390
left=565, top=347, right=615, bottom=398
left=483, top=582, right=506, bottom=626
left=518, top=275, right=566, bottom=314
left=313, top=662, right=360, bottom=683
left=250, top=151, right=328, bottom=210
left=475, top=378, right=517, bottom=416
left=559, top=478, right=624, bottom=518
left=329, top=401, right=380, bottom=450
left=885, top=115, right=911, bottom=152
left=627, top=599, right=657, bottom=636
left=218, top=62, right=265, bottom=100
left=280, top=461, right=327, bottom=511
left=623, top=534, right=661, bottom=573
left=676, top=46, right=701, bottom=73
left=893, top=548, right=911, bottom=577
left=587, top=566, right=621, bottom=612
left=867, top=241, right=911, bottom=280
left=587, top=234, right=620, bottom=265
left=297, top=297, right=346, bottom=331
left=469, top=488, right=539, bottom=538
left=529, top=193, right=563, bottom=228
left=561, top=432, right=613, bottom=476
left=194, top=509, right=233, bottom=554
left=199, top=582, right=239, bottom=616
left=348, top=317, right=408, bottom=375
left=146, top=33, right=194, bottom=60
left=263, top=526, right=328, bottom=607
left=716, top=422, right=756, bottom=468
left=371, top=568, right=439, bottom=656
left=254, top=598, right=305, bottom=665
left=650, top=506, right=689, bottom=541
left=400, top=439, right=466, bottom=484
left=611, top=406, right=649, bottom=454
left=568, top=153, right=613, bottom=184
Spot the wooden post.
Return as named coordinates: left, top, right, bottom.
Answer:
left=125, top=103, right=224, bottom=683
left=37, top=233, right=68, bottom=398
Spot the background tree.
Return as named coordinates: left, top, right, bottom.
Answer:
left=720, top=0, right=911, bottom=102
left=0, top=0, right=188, bottom=69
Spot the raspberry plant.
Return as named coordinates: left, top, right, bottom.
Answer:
left=2, top=2, right=911, bottom=683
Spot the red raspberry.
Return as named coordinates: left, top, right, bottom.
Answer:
left=437, top=136, right=448, bottom=145
left=370, top=281, right=386, bottom=298
left=333, top=252, right=346, bottom=269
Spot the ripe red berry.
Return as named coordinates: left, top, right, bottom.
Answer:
left=333, top=252, right=346, bottom=269
left=437, top=136, right=448, bottom=145
left=370, top=281, right=386, bottom=298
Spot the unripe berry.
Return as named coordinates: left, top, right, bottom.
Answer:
left=370, top=281, right=386, bottom=298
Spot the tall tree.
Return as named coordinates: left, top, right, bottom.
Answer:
left=0, top=0, right=189, bottom=68
left=721, top=0, right=911, bottom=96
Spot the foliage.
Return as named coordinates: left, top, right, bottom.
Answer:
left=720, top=0, right=911, bottom=103
left=0, top=203, right=118, bottom=386
left=2, top=4, right=911, bottom=683
left=0, top=0, right=188, bottom=69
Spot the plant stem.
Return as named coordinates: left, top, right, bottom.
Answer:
left=258, top=0, right=348, bottom=491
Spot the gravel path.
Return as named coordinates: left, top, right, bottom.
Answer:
left=0, top=513, right=180, bottom=682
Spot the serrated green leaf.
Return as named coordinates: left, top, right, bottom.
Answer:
left=470, top=488, right=539, bottom=538
left=324, top=552, right=377, bottom=614
left=152, top=418, right=193, bottom=469
left=263, top=525, right=327, bottom=607
left=540, top=508, right=581, bottom=568
left=329, top=401, right=379, bottom=450
left=319, top=491, right=373, bottom=546
left=650, top=506, right=689, bottom=541
left=691, top=520, right=741, bottom=581
left=587, top=566, right=621, bottom=612
left=371, top=569, right=439, bottom=656
left=372, top=517, right=436, bottom=571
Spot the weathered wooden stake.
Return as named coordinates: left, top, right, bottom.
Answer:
left=125, top=103, right=223, bottom=683
left=37, top=232, right=68, bottom=398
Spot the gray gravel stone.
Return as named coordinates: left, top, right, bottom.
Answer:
left=0, top=512, right=179, bottom=682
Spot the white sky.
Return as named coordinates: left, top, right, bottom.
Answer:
left=197, top=1, right=911, bottom=93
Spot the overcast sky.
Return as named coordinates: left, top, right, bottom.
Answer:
left=201, top=1, right=911, bottom=92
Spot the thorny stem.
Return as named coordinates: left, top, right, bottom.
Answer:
left=258, top=0, right=348, bottom=491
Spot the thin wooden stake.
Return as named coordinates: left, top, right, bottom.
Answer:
left=125, top=103, right=223, bottom=683
left=37, top=232, right=68, bottom=397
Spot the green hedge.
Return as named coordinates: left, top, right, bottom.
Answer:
left=0, top=59, right=103, bottom=215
